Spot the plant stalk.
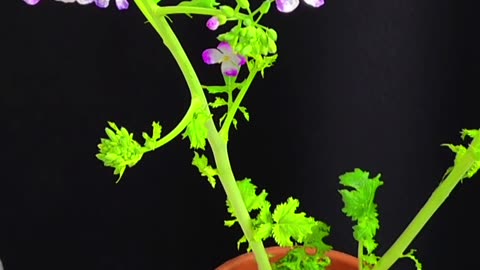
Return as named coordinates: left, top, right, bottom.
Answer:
left=133, top=1, right=272, bottom=269
left=357, top=242, right=363, bottom=270
left=373, top=131, right=480, bottom=270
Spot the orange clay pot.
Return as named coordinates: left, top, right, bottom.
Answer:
left=216, top=246, right=358, bottom=270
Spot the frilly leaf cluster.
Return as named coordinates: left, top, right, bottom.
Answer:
left=339, top=168, right=383, bottom=266
left=96, top=121, right=162, bottom=182
left=442, top=128, right=480, bottom=179
left=225, top=179, right=332, bottom=270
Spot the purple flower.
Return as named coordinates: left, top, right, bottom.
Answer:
left=275, top=0, right=324, bottom=13
left=202, top=42, right=246, bottom=77
left=95, top=0, right=129, bottom=10
left=23, top=0, right=41, bottom=4
left=23, top=0, right=129, bottom=10
left=206, top=17, right=220, bottom=31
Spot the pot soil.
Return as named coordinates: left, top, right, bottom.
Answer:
left=217, top=246, right=358, bottom=270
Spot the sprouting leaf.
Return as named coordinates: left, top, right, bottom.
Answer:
left=182, top=109, right=211, bottom=150
left=401, top=249, right=423, bottom=270
left=142, top=121, right=162, bottom=150
left=96, top=122, right=145, bottom=183
left=238, top=106, right=249, bottom=121
left=442, top=128, right=480, bottom=179
left=339, top=168, right=383, bottom=255
left=191, top=152, right=218, bottom=188
left=209, top=97, right=228, bottom=108
left=256, top=54, right=277, bottom=77
left=461, top=128, right=479, bottom=140
left=272, top=197, right=317, bottom=247
left=236, top=235, right=248, bottom=250
left=232, top=118, right=238, bottom=129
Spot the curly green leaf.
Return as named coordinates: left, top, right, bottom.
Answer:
left=182, top=109, right=211, bottom=150
left=96, top=122, right=145, bottom=183
left=192, top=152, right=218, bottom=188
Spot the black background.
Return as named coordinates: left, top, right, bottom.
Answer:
left=3, top=0, right=479, bottom=269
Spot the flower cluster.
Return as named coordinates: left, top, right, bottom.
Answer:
left=23, top=0, right=129, bottom=10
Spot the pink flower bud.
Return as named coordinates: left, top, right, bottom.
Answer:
left=206, top=17, right=220, bottom=31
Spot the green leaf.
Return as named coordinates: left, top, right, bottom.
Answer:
left=209, top=97, right=228, bottom=108
left=303, top=221, right=332, bottom=254
left=254, top=222, right=273, bottom=242
left=272, top=197, right=317, bottom=247
left=191, top=152, right=218, bottom=188
left=182, top=110, right=211, bottom=150
left=226, top=179, right=269, bottom=216
left=238, top=106, right=250, bottom=121
left=339, top=168, right=383, bottom=255
left=203, top=85, right=231, bottom=94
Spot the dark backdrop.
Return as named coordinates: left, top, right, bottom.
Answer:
left=2, top=0, right=479, bottom=269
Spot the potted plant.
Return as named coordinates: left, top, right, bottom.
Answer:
left=23, top=0, right=480, bottom=270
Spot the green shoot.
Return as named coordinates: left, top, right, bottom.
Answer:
left=339, top=169, right=383, bottom=269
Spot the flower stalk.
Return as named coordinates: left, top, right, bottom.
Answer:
left=133, top=0, right=272, bottom=269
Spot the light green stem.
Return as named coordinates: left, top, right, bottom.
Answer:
left=147, top=99, right=201, bottom=150
left=155, top=6, right=250, bottom=20
left=219, top=68, right=258, bottom=142
left=357, top=242, right=363, bottom=270
left=133, top=1, right=272, bottom=269
left=373, top=131, right=480, bottom=270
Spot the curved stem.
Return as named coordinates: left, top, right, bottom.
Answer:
left=133, top=1, right=272, bottom=269
left=373, top=131, right=480, bottom=270
left=150, top=98, right=201, bottom=150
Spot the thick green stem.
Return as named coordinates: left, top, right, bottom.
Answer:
left=133, top=1, right=271, bottom=269
left=373, top=132, right=480, bottom=270
left=206, top=120, right=272, bottom=270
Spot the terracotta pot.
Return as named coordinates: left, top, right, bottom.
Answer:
left=216, top=246, right=358, bottom=270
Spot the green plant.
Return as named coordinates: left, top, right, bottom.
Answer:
left=24, top=0, right=480, bottom=270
